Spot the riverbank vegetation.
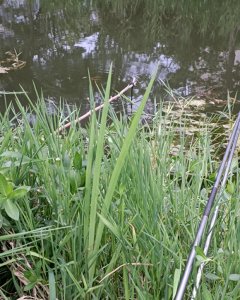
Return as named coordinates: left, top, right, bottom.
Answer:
left=0, top=75, right=239, bottom=299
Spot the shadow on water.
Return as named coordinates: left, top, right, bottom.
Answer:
left=1, top=0, right=240, bottom=115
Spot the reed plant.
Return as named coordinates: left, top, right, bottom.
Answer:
left=0, top=75, right=239, bottom=299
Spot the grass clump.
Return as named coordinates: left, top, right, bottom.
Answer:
left=0, top=76, right=239, bottom=299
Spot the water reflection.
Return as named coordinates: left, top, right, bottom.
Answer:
left=0, top=0, right=240, bottom=114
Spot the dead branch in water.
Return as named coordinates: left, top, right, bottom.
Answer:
left=56, top=83, right=134, bottom=133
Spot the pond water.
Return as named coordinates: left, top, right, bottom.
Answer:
left=1, top=0, right=240, bottom=114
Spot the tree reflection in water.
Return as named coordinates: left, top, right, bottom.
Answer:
left=0, top=0, right=240, bottom=113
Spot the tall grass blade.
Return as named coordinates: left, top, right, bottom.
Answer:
left=92, top=69, right=157, bottom=279
left=83, top=75, right=97, bottom=250
left=88, top=64, right=112, bottom=283
left=49, top=269, right=56, bottom=300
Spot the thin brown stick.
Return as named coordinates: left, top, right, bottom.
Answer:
left=56, top=84, right=134, bottom=133
left=99, top=262, right=153, bottom=283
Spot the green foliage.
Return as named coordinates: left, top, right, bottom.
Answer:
left=0, top=77, right=239, bottom=299
left=0, top=173, right=30, bottom=224
left=23, top=261, right=44, bottom=291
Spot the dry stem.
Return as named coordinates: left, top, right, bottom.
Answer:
left=56, top=83, right=134, bottom=133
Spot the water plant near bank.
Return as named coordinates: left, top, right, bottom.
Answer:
left=0, top=76, right=239, bottom=299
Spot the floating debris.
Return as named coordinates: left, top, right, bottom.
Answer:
left=0, top=50, right=26, bottom=74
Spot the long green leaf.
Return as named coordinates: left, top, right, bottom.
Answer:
left=49, top=268, right=57, bottom=300
left=0, top=173, right=9, bottom=196
left=97, top=213, right=121, bottom=239
left=172, top=268, right=181, bottom=299
left=84, top=75, right=97, bottom=249
left=92, top=69, right=157, bottom=279
left=88, top=65, right=112, bottom=282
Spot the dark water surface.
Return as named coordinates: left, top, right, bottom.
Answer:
left=1, top=0, right=240, bottom=114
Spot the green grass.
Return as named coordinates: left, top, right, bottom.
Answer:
left=0, top=77, right=239, bottom=300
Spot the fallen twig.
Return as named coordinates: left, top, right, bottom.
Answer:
left=56, top=83, right=134, bottom=133
left=99, top=262, right=153, bottom=283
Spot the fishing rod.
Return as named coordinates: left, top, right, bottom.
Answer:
left=175, top=112, right=240, bottom=300
left=191, top=118, right=240, bottom=300
left=191, top=114, right=240, bottom=299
